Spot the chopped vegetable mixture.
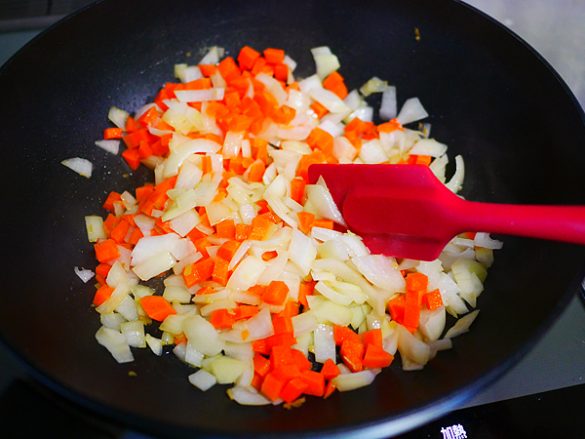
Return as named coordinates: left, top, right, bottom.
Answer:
left=83, top=45, right=502, bottom=406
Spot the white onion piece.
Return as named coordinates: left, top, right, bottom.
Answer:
left=226, top=256, right=266, bottom=291
left=474, top=233, right=503, bottom=250
left=445, top=155, right=465, bottom=193
left=85, top=216, right=106, bottom=242
left=359, top=139, right=387, bottom=164
left=445, top=310, right=480, bottom=339
left=61, top=157, right=93, bottom=178
left=291, top=312, right=318, bottom=336
left=409, top=138, right=447, bottom=157
left=95, top=140, right=120, bottom=155
left=306, top=178, right=346, bottom=226
left=227, top=386, right=271, bottom=406
left=183, top=315, right=223, bottom=356
left=108, top=106, right=129, bottom=129
left=74, top=266, right=95, bottom=283
left=100, top=313, right=125, bottom=331
left=189, top=369, right=217, bottom=391
left=332, top=369, right=380, bottom=391
left=145, top=334, right=163, bottom=356
left=228, top=240, right=251, bottom=270
left=360, top=77, right=387, bottom=96
left=95, top=326, right=134, bottom=363
left=288, top=229, right=317, bottom=276
left=131, top=233, right=181, bottom=266
left=132, top=251, right=176, bottom=281
left=199, top=46, right=224, bottom=65
left=311, top=46, right=340, bottom=79
left=184, top=66, right=203, bottom=82
left=164, top=137, right=221, bottom=177
left=133, top=214, right=155, bottom=237
left=379, top=85, right=397, bottom=120
left=333, top=136, right=357, bottom=163
left=396, top=324, right=431, bottom=365
left=311, top=227, right=342, bottom=242
left=116, top=295, right=139, bottom=321
left=419, top=308, right=446, bottom=342
left=313, top=323, right=336, bottom=363
left=170, top=210, right=200, bottom=237
left=120, top=320, right=145, bottom=348
left=256, top=73, right=287, bottom=106
left=175, top=88, right=225, bottom=103
left=351, top=255, right=404, bottom=292
left=242, top=308, right=274, bottom=341
left=210, top=356, right=245, bottom=384
left=396, top=97, right=429, bottom=125
left=318, top=119, right=344, bottom=137
left=309, top=88, right=350, bottom=114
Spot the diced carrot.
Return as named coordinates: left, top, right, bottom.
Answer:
left=403, top=288, right=421, bottom=329
left=95, top=263, right=111, bottom=279
left=249, top=214, right=276, bottom=241
left=362, top=329, right=383, bottom=349
left=278, top=301, right=300, bottom=318
left=183, top=77, right=212, bottom=90
left=127, top=227, right=143, bottom=246
left=301, top=370, right=325, bottom=397
left=313, top=219, right=334, bottom=229
left=198, top=64, right=217, bottom=77
left=323, top=71, right=348, bottom=99
left=261, top=250, right=278, bottom=262
left=280, top=378, right=308, bottom=403
left=406, top=272, right=428, bottom=292
left=298, top=281, right=316, bottom=309
left=290, top=177, right=306, bottom=204
left=320, top=359, right=340, bottom=380
left=209, top=309, right=236, bottom=329
left=103, top=214, right=119, bottom=235
left=333, top=325, right=360, bottom=345
left=122, top=148, right=141, bottom=170
left=125, top=116, right=141, bottom=133
left=261, top=372, right=286, bottom=401
left=272, top=315, right=293, bottom=335
left=363, top=344, right=394, bottom=369
left=233, top=305, right=259, bottom=320
left=173, top=333, right=187, bottom=345
left=340, top=338, right=364, bottom=372
left=251, top=138, right=269, bottom=163
left=212, top=257, right=230, bottom=286
left=266, top=332, right=296, bottom=348
left=307, top=127, right=334, bottom=156
left=252, top=338, right=271, bottom=355
left=248, top=284, right=266, bottom=297
left=94, top=239, right=119, bottom=263
left=297, top=212, right=315, bottom=235
left=215, top=219, right=236, bottom=239
left=296, top=149, right=327, bottom=182
left=251, top=373, right=263, bottom=391
left=246, top=159, right=266, bottom=182
left=262, top=280, right=289, bottom=306
left=388, top=294, right=405, bottom=324
left=253, top=353, right=271, bottom=377
left=290, top=349, right=312, bottom=371
left=310, top=101, right=329, bottom=119
left=216, top=240, right=240, bottom=261
left=218, top=56, right=240, bottom=81
left=102, top=191, right=122, bottom=213
left=422, top=289, right=444, bottom=311
left=109, top=218, right=130, bottom=244
left=377, top=118, right=403, bottom=133
left=93, top=284, right=114, bottom=306
left=103, top=127, right=123, bottom=140
left=182, top=257, right=215, bottom=287
left=140, top=296, right=176, bottom=321
left=202, top=155, right=213, bottom=174
left=273, top=63, right=288, bottom=82
left=263, top=48, right=285, bottom=64
left=237, top=45, right=261, bottom=70
left=323, top=380, right=337, bottom=399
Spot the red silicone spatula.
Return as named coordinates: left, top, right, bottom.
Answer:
left=308, top=164, right=585, bottom=261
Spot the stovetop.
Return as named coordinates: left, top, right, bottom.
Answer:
left=1, top=0, right=584, bottom=437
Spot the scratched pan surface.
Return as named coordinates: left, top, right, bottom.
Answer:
left=1, top=0, right=584, bottom=437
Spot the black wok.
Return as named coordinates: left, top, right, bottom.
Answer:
left=1, top=0, right=584, bottom=437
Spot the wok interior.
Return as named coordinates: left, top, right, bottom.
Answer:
left=1, top=0, right=584, bottom=436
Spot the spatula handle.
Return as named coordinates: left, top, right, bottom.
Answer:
left=456, top=200, right=585, bottom=244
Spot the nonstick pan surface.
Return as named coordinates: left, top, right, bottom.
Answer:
left=1, top=0, right=584, bottom=437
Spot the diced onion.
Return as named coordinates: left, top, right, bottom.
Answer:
left=189, top=369, right=217, bottom=391
left=74, top=266, right=95, bottom=283
left=332, top=369, right=380, bottom=391
left=379, top=86, right=397, bottom=120
left=445, top=310, right=480, bottom=339
left=396, top=97, right=429, bottom=125
left=95, top=326, right=134, bottom=363
left=61, top=157, right=93, bottom=178
left=108, top=106, right=129, bottom=129
left=95, top=140, right=120, bottom=155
